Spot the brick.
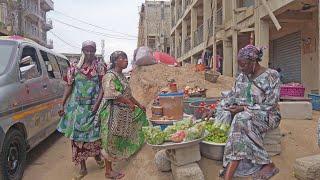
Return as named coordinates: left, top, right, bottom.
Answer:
left=171, top=163, right=204, bottom=180
left=294, top=155, right=320, bottom=180
left=166, top=144, right=201, bottom=166
left=279, top=102, right=312, bottom=120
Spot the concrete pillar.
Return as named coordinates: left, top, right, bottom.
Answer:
left=318, top=2, right=320, bottom=93
left=231, top=0, right=238, bottom=77
left=182, top=0, right=185, bottom=14
left=175, top=30, right=179, bottom=58
left=182, top=19, right=187, bottom=54
left=223, top=39, right=233, bottom=76
left=191, top=6, right=197, bottom=49
left=175, top=0, right=178, bottom=23
left=203, top=0, right=211, bottom=44
left=254, top=8, right=270, bottom=67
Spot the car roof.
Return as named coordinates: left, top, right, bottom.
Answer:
left=0, top=35, right=68, bottom=60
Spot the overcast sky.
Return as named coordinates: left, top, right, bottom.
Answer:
left=48, top=0, right=169, bottom=65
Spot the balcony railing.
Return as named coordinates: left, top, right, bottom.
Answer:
left=237, top=0, right=255, bottom=8
left=41, top=0, right=54, bottom=11
left=177, top=6, right=183, bottom=21
left=47, top=39, right=53, bottom=49
left=184, top=36, right=191, bottom=54
left=25, top=3, right=41, bottom=21
left=44, top=18, right=53, bottom=30
left=0, top=3, right=7, bottom=25
left=216, top=8, right=223, bottom=25
left=193, top=24, right=203, bottom=47
left=184, top=0, right=193, bottom=11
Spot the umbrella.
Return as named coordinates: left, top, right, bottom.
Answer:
left=153, top=51, right=178, bottom=66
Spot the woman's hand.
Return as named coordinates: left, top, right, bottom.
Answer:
left=58, top=109, right=65, bottom=117
left=225, top=105, right=245, bottom=116
left=202, top=109, right=215, bottom=120
left=137, top=104, right=146, bottom=112
left=92, top=104, right=99, bottom=115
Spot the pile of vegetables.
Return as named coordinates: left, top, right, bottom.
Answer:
left=204, top=121, right=229, bottom=144
left=143, top=119, right=206, bottom=145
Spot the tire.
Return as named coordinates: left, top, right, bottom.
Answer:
left=0, top=129, right=27, bottom=180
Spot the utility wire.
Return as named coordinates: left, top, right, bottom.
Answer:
left=52, top=10, right=138, bottom=38
left=51, top=18, right=137, bottom=41
left=49, top=31, right=81, bottom=50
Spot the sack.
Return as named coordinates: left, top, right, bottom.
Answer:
left=133, top=46, right=156, bottom=66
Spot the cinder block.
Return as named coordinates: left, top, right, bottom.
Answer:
left=166, top=144, right=201, bottom=166
left=171, top=163, right=204, bottom=180
left=263, top=127, right=282, bottom=145
left=264, top=144, right=281, bottom=156
left=294, top=154, right=320, bottom=180
left=154, top=150, right=171, bottom=172
left=279, top=102, right=312, bottom=120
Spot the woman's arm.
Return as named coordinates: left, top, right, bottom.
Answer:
left=92, top=88, right=104, bottom=114
left=58, top=85, right=73, bottom=116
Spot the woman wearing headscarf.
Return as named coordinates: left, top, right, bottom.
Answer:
left=213, top=45, right=281, bottom=180
left=57, top=41, right=106, bottom=180
left=92, top=51, right=147, bottom=179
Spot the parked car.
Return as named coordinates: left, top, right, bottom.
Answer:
left=0, top=36, right=69, bottom=180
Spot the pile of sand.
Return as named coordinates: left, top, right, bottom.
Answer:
left=129, top=64, right=235, bottom=107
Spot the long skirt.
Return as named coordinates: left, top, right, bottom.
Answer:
left=71, top=140, right=102, bottom=165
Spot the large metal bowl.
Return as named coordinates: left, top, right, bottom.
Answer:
left=200, top=141, right=225, bottom=161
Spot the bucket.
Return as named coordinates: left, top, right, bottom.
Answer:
left=189, top=98, right=218, bottom=115
left=159, top=91, right=184, bottom=120
left=183, top=97, right=205, bottom=115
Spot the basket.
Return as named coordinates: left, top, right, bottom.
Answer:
left=189, top=98, right=218, bottom=115
left=205, top=71, right=220, bottom=83
left=280, top=85, right=305, bottom=97
left=183, top=97, right=205, bottom=115
left=308, top=94, right=320, bottom=110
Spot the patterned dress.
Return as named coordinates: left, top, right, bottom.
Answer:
left=97, top=70, right=148, bottom=160
left=57, top=60, right=105, bottom=165
left=216, top=69, right=281, bottom=176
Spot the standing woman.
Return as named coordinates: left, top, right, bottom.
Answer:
left=92, top=51, right=147, bottom=179
left=57, top=41, right=105, bottom=180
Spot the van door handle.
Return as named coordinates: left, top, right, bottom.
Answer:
left=43, top=84, right=47, bottom=89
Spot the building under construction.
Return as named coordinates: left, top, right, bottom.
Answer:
left=170, top=0, right=319, bottom=93
left=137, top=0, right=171, bottom=53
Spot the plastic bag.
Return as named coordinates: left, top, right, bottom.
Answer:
left=133, top=46, right=157, bottom=66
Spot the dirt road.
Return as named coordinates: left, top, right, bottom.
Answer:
left=23, top=112, right=320, bottom=180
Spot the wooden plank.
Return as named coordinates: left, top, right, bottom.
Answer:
left=260, top=0, right=282, bottom=30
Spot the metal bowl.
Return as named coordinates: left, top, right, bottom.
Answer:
left=200, top=141, right=225, bottom=161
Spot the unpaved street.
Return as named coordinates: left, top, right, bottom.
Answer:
left=23, top=112, right=320, bottom=180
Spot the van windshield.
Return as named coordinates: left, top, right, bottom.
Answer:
left=0, top=41, right=16, bottom=75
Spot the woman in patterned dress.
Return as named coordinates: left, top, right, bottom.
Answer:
left=57, top=41, right=105, bottom=180
left=212, top=45, right=281, bottom=180
left=92, top=51, right=147, bottom=179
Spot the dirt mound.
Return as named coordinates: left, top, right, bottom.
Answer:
left=129, top=64, right=235, bottom=107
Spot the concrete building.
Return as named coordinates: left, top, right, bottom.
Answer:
left=0, top=0, right=54, bottom=49
left=137, top=1, right=171, bottom=53
left=170, top=0, right=319, bottom=93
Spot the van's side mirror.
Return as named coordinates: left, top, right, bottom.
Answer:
left=20, top=56, right=33, bottom=66
left=20, top=64, right=37, bottom=82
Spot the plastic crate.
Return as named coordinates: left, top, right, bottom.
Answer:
left=280, top=85, right=305, bottom=97
left=308, top=94, right=320, bottom=110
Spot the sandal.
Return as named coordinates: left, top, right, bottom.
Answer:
left=96, top=159, right=105, bottom=169
left=105, top=171, right=125, bottom=179
left=72, top=170, right=88, bottom=180
left=253, top=167, right=279, bottom=180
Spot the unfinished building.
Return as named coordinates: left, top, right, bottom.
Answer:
left=170, top=0, right=319, bottom=93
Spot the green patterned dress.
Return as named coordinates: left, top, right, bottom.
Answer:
left=57, top=60, right=105, bottom=165
left=97, top=70, right=148, bottom=160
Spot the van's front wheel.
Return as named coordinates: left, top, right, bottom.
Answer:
left=0, top=129, right=27, bottom=180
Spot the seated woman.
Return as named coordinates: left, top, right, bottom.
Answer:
left=214, top=45, right=281, bottom=180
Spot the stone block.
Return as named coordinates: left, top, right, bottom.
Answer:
left=279, top=102, right=312, bottom=120
left=294, top=154, right=320, bottom=180
left=263, top=127, right=282, bottom=145
left=171, top=163, right=204, bottom=180
left=154, top=150, right=171, bottom=172
left=264, top=144, right=281, bottom=156
left=166, top=144, right=201, bottom=166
